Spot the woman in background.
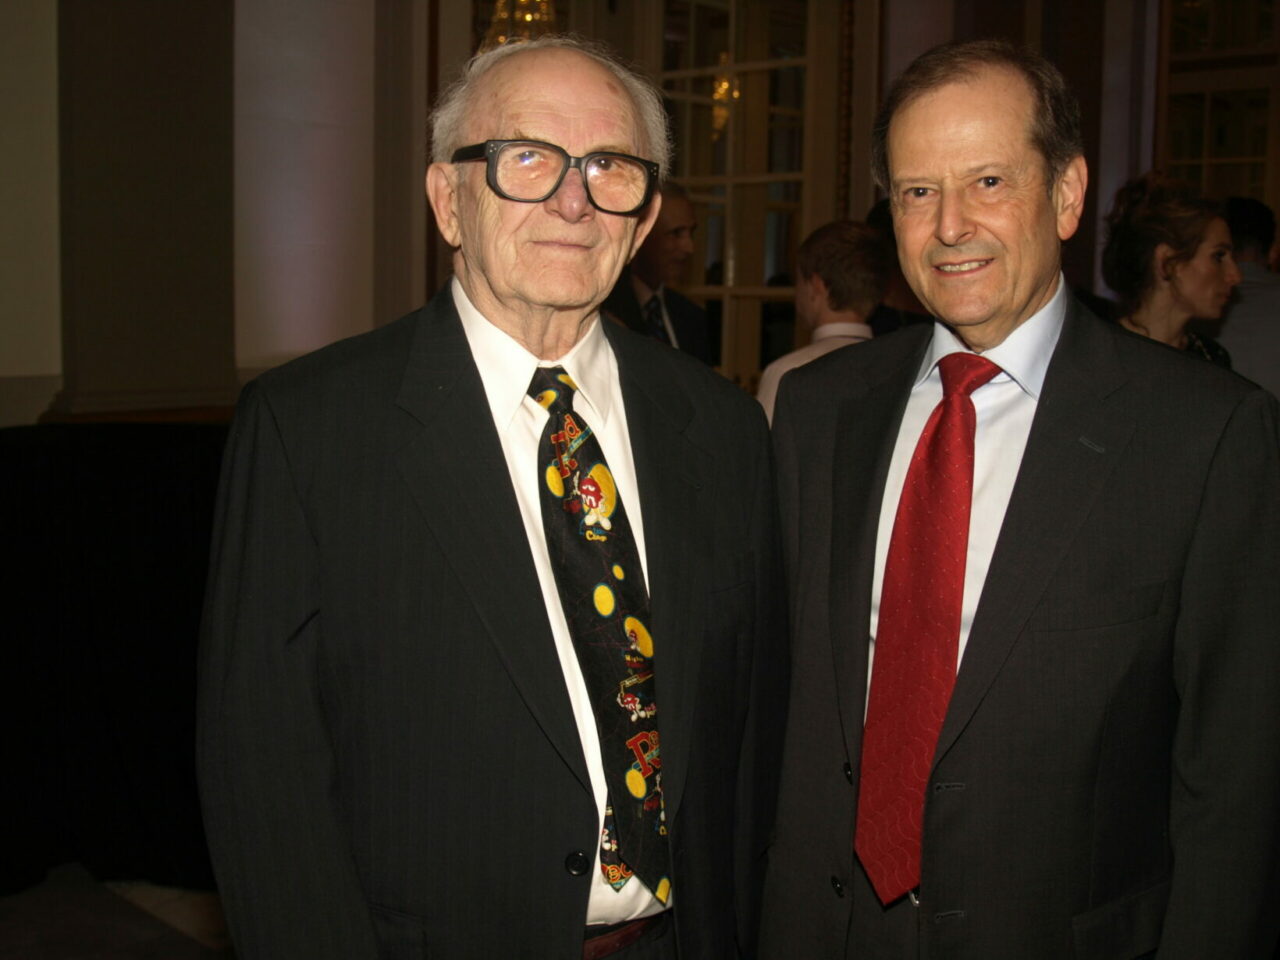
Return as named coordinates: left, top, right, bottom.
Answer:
left=1102, top=173, right=1242, bottom=366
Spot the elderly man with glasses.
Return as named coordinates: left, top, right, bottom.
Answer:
left=198, top=35, right=786, bottom=960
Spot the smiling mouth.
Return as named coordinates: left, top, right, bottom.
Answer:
left=935, top=259, right=993, bottom=274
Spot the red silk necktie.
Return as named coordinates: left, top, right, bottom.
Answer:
left=855, top=351, right=1000, bottom=904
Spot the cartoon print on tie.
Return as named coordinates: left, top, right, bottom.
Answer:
left=600, top=809, right=636, bottom=891
left=646, top=771, right=667, bottom=832
left=572, top=461, right=617, bottom=541
left=624, top=728, right=663, bottom=836
left=622, top=615, right=654, bottom=672
left=616, top=673, right=657, bottom=722
left=577, top=472, right=612, bottom=531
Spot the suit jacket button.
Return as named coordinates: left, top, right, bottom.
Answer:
left=830, top=876, right=845, bottom=897
left=843, top=762, right=854, bottom=784
left=564, top=851, right=591, bottom=876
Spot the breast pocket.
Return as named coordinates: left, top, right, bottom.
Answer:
left=1027, top=580, right=1171, bottom=634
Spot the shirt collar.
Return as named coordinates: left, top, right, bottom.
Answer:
left=451, top=277, right=616, bottom=431
left=812, top=321, right=873, bottom=342
left=917, top=272, right=1068, bottom=400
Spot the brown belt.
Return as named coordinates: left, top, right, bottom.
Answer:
left=582, top=912, right=669, bottom=959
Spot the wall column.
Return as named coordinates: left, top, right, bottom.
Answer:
left=51, top=0, right=238, bottom=417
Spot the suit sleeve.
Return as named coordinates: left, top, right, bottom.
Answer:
left=196, top=381, right=379, bottom=959
left=1160, top=387, right=1280, bottom=958
left=734, top=406, right=790, bottom=957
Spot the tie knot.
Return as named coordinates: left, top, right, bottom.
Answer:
left=938, top=352, right=1000, bottom=399
left=528, top=366, right=579, bottom=412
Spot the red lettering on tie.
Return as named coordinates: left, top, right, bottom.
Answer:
left=626, top=730, right=661, bottom=778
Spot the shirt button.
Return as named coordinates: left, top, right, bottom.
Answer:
left=564, top=851, right=591, bottom=876
left=830, top=876, right=845, bottom=897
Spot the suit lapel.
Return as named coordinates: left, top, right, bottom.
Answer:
left=935, top=302, right=1136, bottom=763
left=830, top=330, right=931, bottom=767
left=605, top=326, right=708, bottom=824
left=392, top=291, right=591, bottom=792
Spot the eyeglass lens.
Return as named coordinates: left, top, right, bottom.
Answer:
left=494, top=142, right=650, bottom=213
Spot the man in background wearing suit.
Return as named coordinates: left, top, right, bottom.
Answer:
left=198, top=36, right=786, bottom=960
left=603, top=183, right=716, bottom=364
left=760, top=39, right=1280, bottom=959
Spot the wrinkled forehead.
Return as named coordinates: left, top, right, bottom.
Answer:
left=464, top=48, right=643, bottom=151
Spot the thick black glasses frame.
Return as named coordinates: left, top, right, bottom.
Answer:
left=450, top=139, right=660, bottom=215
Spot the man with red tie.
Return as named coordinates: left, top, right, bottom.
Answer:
left=760, top=39, right=1280, bottom=959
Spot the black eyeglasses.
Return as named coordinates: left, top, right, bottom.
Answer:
left=450, top=139, right=660, bottom=216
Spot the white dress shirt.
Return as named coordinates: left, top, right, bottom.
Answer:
left=452, top=279, right=668, bottom=924
left=867, top=276, right=1068, bottom=692
left=756, top=321, right=873, bottom=423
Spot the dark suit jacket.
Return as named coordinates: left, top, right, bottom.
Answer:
left=602, top=266, right=716, bottom=365
left=197, top=288, right=787, bottom=959
left=759, top=299, right=1280, bottom=959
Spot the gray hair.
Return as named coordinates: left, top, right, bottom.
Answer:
left=430, top=35, right=672, bottom=181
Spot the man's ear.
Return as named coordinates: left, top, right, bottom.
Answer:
left=812, top=273, right=831, bottom=305
left=426, top=163, right=462, bottom=248
left=625, top=191, right=664, bottom=263
left=1054, top=155, right=1088, bottom=242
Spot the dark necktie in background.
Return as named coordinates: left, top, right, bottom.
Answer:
left=528, top=366, right=672, bottom=904
left=855, top=352, right=1000, bottom=904
left=643, top=294, right=672, bottom=345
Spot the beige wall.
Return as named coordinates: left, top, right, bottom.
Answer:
left=0, top=0, right=62, bottom=425
left=235, top=0, right=378, bottom=377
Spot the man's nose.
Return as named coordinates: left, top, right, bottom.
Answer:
left=935, top=189, right=974, bottom=247
left=543, top=167, right=593, bottom=221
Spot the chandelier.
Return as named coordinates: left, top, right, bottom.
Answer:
left=483, top=0, right=557, bottom=49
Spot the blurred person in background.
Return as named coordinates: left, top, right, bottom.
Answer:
left=865, top=198, right=931, bottom=336
left=756, top=220, right=888, bottom=422
left=1216, top=196, right=1280, bottom=395
left=1102, top=172, right=1241, bottom=367
left=603, top=183, right=716, bottom=364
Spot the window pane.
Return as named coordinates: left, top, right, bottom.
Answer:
left=769, top=67, right=805, bottom=173
left=666, top=98, right=730, bottom=178
left=1170, top=0, right=1274, bottom=53
left=764, top=207, right=796, bottom=285
left=1205, top=161, right=1268, bottom=200
left=1210, top=0, right=1274, bottom=50
left=1208, top=89, right=1270, bottom=158
left=694, top=4, right=731, bottom=69
left=738, top=0, right=806, bottom=60
left=1170, top=0, right=1208, bottom=53
left=767, top=181, right=801, bottom=204
left=692, top=188, right=727, bottom=288
left=1168, top=94, right=1205, bottom=161
left=1168, top=163, right=1205, bottom=190
left=663, top=0, right=692, bottom=72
